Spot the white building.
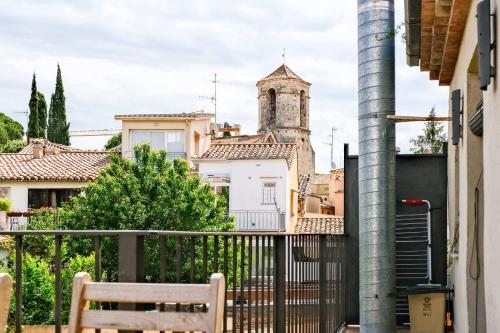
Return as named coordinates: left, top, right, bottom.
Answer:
left=0, top=139, right=110, bottom=229
left=194, top=142, right=299, bottom=231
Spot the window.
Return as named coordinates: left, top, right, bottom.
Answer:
left=268, top=89, right=276, bottom=127
left=28, top=189, right=80, bottom=209
left=262, top=182, right=276, bottom=204
left=129, top=130, right=185, bottom=158
left=300, top=90, right=307, bottom=127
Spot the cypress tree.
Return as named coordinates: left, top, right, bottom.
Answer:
left=27, top=73, right=39, bottom=140
left=47, top=64, right=70, bottom=145
left=37, top=92, right=47, bottom=138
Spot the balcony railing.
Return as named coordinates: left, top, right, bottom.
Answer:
left=228, top=210, right=286, bottom=231
left=0, top=230, right=346, bottom=333
left=126, top=151, right=187, bottom=160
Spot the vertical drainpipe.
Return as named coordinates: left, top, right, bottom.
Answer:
left=357, top=0, right=396, bottom=332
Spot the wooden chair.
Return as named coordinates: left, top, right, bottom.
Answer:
left=0, top=273, right=12, bottom=332
left=68, top=272, right=225, bottom=333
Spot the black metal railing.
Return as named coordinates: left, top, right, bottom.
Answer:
left=0, top=230, right=346, bottom=333
left=126, top=151, right=187, bottom=160
left=227, top=210, right=286, bottom=231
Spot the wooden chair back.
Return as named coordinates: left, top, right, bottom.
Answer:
left=68, top=272, right=225, bottom=333
left=0, top=273, right=12, bottom=332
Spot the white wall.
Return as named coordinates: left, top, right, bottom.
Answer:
left=0, top=182, right=89, bottom=226
left=198, top=159, right=294, bottom=230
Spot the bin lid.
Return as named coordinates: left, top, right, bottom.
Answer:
left=407, top=284, right=448, bottom=294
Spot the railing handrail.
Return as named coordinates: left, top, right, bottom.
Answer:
left=0, top=229, right=345, bottom=237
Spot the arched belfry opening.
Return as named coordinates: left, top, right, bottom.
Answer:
left=300, top=90, right=307, bottom=128
left=268, top=88, right=276, bottom=127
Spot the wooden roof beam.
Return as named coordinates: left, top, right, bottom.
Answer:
left=439, top=0, right=473, bottom=85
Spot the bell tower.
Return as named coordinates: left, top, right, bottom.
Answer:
left=257, top=64, right=315, bottom=175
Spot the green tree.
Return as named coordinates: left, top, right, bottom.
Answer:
left=27, top=73, right=39, bottom=140
left=0, top=113, right=25, bottom=151
left=104, top=133, right=122, bottom=150
left=37, top=91, right=48, bottom=138
left=30, top=144, right=234, bottom=281
left=222, top=122, right=232, bottom=137
left=48, top=64, right=70, bottom=145
left=409, top=107, right=447, bottom=154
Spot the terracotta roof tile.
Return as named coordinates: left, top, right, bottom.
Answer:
left=295, top=217, right=344, bottom=234
left=0, top=152, right=110, bottom=182
left=196, top=143, right=296, bottom=169
left=298, top=174, right=311, bottom=198
left=258, top=64, right=310, bottom=85
left=212, top=134, right=266, bottom=144
left=19, top=139, right=82, bottom=154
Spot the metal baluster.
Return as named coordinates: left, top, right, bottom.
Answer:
left=94, top=235, right=102, bottom=333
left=176, top=236, right=183, bottom=312
left=159, top=235, right=167, bottom=333
left=55, top=235, right=62, bottom=333
left=15, top=235, right=22, bottom=333
left=223, top=236, right=229, bottom=333
left=190, top=236, right=196, bottom=314
left=232, top=235, right=237, bottom=333
left=240, top=236, right=245, bottom=333
left=202, top=236, right=208, bottom=313
left=255, top=236, right=260, bottom=333
left=248, top=236, right=253, bottom=333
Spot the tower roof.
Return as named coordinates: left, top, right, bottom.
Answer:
left=257, top=64, right=311, bottom=85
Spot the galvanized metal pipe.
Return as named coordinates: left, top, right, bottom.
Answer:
left=357, top=0, right=396, bottom=332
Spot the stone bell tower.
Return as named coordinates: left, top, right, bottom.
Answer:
left=257, top=64, right=315, bottom=175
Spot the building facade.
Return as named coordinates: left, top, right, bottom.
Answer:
left=405, top=1, right=499, bottom=331
left=115, top=112, right=214, bottom=166
left=257, top=65, right=315, bottom=175
left=194, top=143, right=298, bottom=232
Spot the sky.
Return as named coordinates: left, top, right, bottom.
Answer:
left=0, top=0, right=449, bottom=173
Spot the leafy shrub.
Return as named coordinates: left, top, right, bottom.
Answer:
left=0, top=198, right=12, bottom=211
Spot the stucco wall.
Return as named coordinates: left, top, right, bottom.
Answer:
left=120, top=117, right=213, bottom=165
left=0, top=182, right=89, bottom=227
left=447, top=1, right=500, bottom=331
left=197, top=158, right=297, bottom=231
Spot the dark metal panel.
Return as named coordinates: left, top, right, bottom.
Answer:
left=451, top=89, right=462, bottom=145
left=477, top=0, right=493, bottom=90
left=344, top=151, right=448, bottom=325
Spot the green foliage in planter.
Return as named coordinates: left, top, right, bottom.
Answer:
left=0, top=198, right=12, bottom=212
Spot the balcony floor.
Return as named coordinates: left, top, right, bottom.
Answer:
left=343, top=325, right=454, bottom=332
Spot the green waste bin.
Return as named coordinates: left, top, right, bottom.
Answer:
left=407, top=284, right=448, bottom=333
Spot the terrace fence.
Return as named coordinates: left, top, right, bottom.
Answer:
left=0, top=230, right=346, bottom=333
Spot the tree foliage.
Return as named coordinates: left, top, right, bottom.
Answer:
left=37, top=91, right=48, bottom=138
left=104, top=133, right=122, bottom=150
left=0, top=113, right=24, bottom=149
left=47, top=65, right=70, bottom=145
left=29, top=145, right=234, bottom=281
left=409, top=107, right=447, bottom=154
left=27, top=73, right=39, bottom=140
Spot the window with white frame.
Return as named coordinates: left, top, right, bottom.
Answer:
left=262, top=182, right=276, bottom=204
left=129, top=130, right=184, bottom=157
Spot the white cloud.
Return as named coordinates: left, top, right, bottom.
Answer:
left=0, top=0, right=448, bottom=172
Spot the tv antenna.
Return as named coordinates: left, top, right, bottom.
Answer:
left=13, top=110, right=29, bottom=137
left=323, top=127, right=342, bottom=170
left=198, top=73, right=218, bottom=124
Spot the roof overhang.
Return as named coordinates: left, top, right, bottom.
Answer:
left=114, top=114, right=214, bottom=121
left=405, top=0, right=472, bottom=85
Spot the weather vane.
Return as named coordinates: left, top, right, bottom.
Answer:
left=282, top=48, right=286, bottom=64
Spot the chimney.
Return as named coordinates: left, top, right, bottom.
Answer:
left=32, top=141, right=44, bottom=159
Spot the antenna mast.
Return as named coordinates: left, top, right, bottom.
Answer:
left=213, top=73, right=217, bottom=124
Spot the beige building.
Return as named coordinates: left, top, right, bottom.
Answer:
left=405, top=1, right=499, bottom=331
left=114, top=112, right=215, bottom=166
